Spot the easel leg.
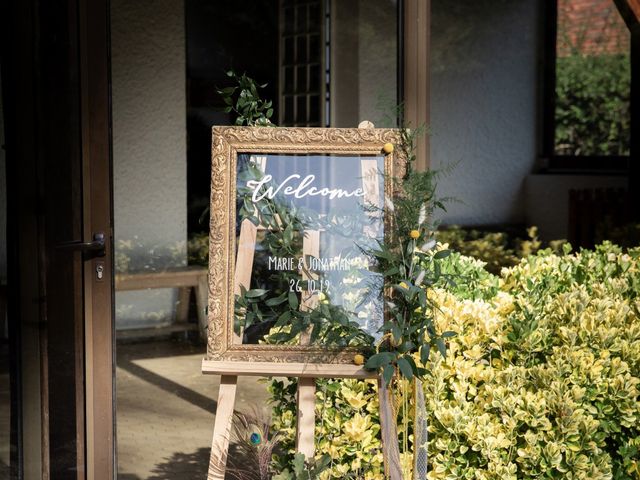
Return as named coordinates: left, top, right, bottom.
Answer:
left=296, top=377, right=316, bottom=460
left=208, top=375, right=238, bottom=480
left=176, top=286, right=190, bottom=323
left=379, top=376, right=402, bottom=480
left=195, top=274, right=208, bottom=341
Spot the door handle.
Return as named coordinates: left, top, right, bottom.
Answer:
left=56, top=232, right=106, bottom=258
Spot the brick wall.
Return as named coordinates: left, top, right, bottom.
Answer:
left=558, top=0, right=628, bottom=56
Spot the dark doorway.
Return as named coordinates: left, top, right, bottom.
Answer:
left=186, top=0, right=280, bottom=235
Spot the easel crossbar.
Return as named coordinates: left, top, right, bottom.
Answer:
left=201, top=360, right=376, bottom=379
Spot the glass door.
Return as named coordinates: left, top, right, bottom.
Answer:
left=111, top=1, right=398, bottom=478
left=1, top=1, right=113, bottom=478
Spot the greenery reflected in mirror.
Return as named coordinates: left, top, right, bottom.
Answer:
left=233, top=153, right=384, bottom=348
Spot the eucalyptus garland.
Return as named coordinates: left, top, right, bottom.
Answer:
left=221, top=72, right=454, bottom=383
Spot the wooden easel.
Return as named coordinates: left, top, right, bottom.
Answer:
left=203, top=125, right=402, bottom=480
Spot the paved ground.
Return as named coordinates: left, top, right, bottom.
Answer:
left=0, top=337, right=272, bottom=479
left=116, top=337, right=272, bottom=480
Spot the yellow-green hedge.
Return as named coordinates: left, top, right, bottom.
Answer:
left=270, top=243, right=640, bottom=479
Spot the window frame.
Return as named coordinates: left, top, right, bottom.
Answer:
left=541, top=0, right=631, bottom=174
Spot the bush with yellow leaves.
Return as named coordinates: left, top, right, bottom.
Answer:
left=269, top=242, right=640, bottom=479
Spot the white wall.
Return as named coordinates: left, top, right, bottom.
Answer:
left=331, top=0, right=398, bottom=127
left=430, top=0, right=540, bottom=226
left=111, top=0, right=187, bottom=329
left=358, top=0, right=398, bottom=126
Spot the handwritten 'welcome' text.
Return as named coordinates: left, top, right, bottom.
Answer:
left=246, top=174, right=365, bottom=203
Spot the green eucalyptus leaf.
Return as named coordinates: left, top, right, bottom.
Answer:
left=434, top=249, right=451, bottom=260
left=382, top=363, right=395, bottom=384
left=390, top=324, right=402, bottom=344
left=397, top=357, right=414, bottom=380
left=434, top=261, right=441, bottom=280
left=364, top=351, right=396, bottom=370
left=284, top=224, right=294, bottom=244
left=380, top=322, right=394, bottom=332
left=291, top=453, right=307, bottom=477
left=275, top=310, right=292, bottom=327
left=404, top=354, right=419, bottom=373
left=265, top=293, right=288, bottom=306
left=288, top=291, right=299, bottom=310
left=245, top=288, right=268, bottom=298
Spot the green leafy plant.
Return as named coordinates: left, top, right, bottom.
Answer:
left=269, top=377, right=384, bottom=479
left=555, top=53, right=630, bottom=156
left=555, top=0, right=630, bottom=156
left=272, top=453, right=331, bottom=480
left=362, top=128, right=453, bottom=385
left=436, top=225, right=551, bottom=274
left=114, top=237, right=186, bottom=273
left=187, top=231, right=209, bottom=266
left=270, top=242, right=640, bottom=479
left=218, top=70, right=275, bottom=126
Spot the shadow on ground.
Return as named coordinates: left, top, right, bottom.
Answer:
left=138, top=445, right=253, bottom=480
left=146, top=448, right=210, bottom=479
left=118, top=358, right=217, bottom=414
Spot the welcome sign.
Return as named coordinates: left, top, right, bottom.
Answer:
left=208, top=126, right=404, bottom=364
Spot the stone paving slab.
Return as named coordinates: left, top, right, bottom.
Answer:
left=116, top=339, right=272, bottom=479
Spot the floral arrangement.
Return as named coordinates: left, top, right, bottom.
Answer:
left=215, top=71, right=453, bottom=370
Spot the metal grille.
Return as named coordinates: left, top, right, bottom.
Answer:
left=414, top=379, right=429, bottom=479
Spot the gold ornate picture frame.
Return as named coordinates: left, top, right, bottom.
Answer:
left=207, top=126, right=405, bottom=364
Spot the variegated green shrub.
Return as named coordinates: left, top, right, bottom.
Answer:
left=270, top=243, right=640, bottom=479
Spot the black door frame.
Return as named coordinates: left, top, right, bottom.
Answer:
left=2, top=0, right=432, bottom=476
left=2, top=0, right=114, bottom=478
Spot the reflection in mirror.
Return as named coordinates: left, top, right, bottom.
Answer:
left=234, top=153, right=384, bottom=347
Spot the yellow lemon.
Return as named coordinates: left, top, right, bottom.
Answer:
left=410, top=229, right=420, bottom=239
left=382, top=143, right=394, bottom=154
left=353, top=354, right=365, bottom=365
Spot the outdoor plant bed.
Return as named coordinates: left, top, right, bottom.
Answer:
left=268, top=242, right=640, bottom=479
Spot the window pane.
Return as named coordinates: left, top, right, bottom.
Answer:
left=296, top=65, right=308, bottom=92
left=555, top=0, right=630, bottom=156
left=112, top=1, right=274, bottom=478
left=296, top=95, right=308, bottom=123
